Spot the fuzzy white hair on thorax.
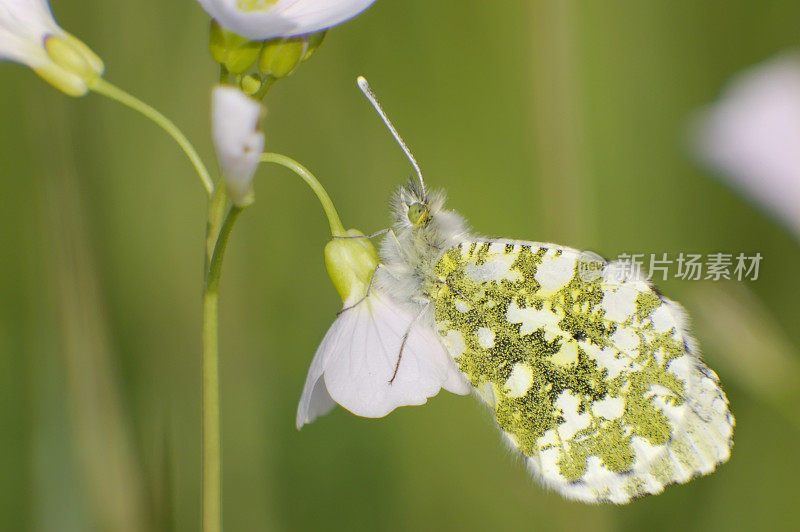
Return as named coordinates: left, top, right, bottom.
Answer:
left=377, top=181, right=471, bottom=310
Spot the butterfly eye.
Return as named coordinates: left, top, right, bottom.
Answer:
left=407, top=202, right=429, bottom=226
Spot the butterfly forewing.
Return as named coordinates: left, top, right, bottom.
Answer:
left=429, top=240, right=734, bottom=503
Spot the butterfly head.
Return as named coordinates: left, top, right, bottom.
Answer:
left=396, top=178, right=432, bottom=227
left=391, top=179, right=452, bottom=234
left=407, top=202, right=430, bottom=226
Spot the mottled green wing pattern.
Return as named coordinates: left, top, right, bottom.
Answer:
left=428, top=240, right=734, bottom=504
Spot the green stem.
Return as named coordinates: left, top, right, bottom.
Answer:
left=260, top=152, right=345, bottom=236
left=206, top=206, right=244, bottom=293
left=254, top=76, right=277, bottom=101
left=202, top=205, right=243, bottom=532
left=201, top=289, right=221, bottom=532
left=205, top=186, right=229, bottom=274
left=89, top=78, right=215, bottom=196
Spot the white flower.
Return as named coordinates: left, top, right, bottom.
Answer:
left=0, top=0, right=103, bottom=96
left=196, top=0, right=377, bottom=41
left=296, top=289, right=470, bottom=429
left=691, top=53, right=800, bottom=238
left=296, top=234, right=470, bottom=429
left=211, top=85, right=265, bottom=205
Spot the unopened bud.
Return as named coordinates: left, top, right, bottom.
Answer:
left=45, top=35, right=92, bottom=78
left=240, top=74, right=262, bottom=96
left=40, top=34, right=104, bottom=97
left=258, top=38, right=306, bottom=79
left=324, top=231, right=379, bottom=304
left=209, top=20, right=262, bottom=74
left=62, top=33, right=104, bottom=76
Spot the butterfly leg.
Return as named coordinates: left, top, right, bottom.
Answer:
left=389, top=302, right=430, bottom=384
left=336, top=263, right=382, bottom=316
left=332, top=228, right=390, bottom=240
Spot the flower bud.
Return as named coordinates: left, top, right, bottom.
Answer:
left=324, top=231, right=379, bottom=304
left=61, top=33, right=105, bottom=76
left=258, top=38, right=306, bottom=79
left=45, top=36, right=95, bottom=80
left=240, top=73, right=262, bottom=96
left=209, top=20, right=262, bottom=74
left=211, top=86, right=265, bottom=206
left=37, top=35, right=105, bottom=97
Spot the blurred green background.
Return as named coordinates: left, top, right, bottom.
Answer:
left=2, top=0, right=800, bottom=530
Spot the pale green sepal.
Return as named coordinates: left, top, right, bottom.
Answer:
left=258, top=38, right=306, bottom=79
left=209, top=21, right=228, bottom=64
left=302, top=31, right=327, bottom=61
left=41, top=34, right=104, bottom=96
left=33, top=62, right=88, bottom=97
left=324, top=230, right=379, bottom=303
left=45, top=35, right=96, bottom=81
left=63, top=33, right=104, bottom=75
left=209, top=21, right=261, bottom=74
left=233, top=188, right=255, bottom=208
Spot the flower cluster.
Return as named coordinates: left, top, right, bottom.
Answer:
left=201, top=0, right=376, bottom=95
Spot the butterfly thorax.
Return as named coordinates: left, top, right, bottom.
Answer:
left=378, top=184, right=470, bottom=306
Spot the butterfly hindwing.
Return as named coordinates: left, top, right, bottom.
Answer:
left=429, top=240, right=734, bottom=503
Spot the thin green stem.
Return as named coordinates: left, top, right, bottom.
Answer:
left=254, top=76, right=277, bottom=101
left=202, top=205, right=243, bottom=532
left=206, top=206, right=244, bottom=293
left=205, top=186, right=229, bottom=274
left=201, top=289, right=220, bottom=532
left=89, top=78, right=215, bottom=196
left=260, top=152, right=345, bottom=236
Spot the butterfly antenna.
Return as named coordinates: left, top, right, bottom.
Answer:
left=357, top=76, right=426, bottom=194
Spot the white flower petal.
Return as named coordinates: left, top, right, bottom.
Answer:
left=196, top=0, right=377, bottom=40
left=296, top=290, right=469, bottom=428
left=295, top=304, right=356, bottom=429
left=211, top=85, right=265, bottom=205
left=0, top=0, right=63, bottom=66
left=692, top=53, right=800, bottom=237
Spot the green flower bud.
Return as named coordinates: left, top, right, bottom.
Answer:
left=240, top=74, right=262, bottom=95
left=44, top=36, right=96, bottom=81
left=62, top=33, right=105, bottom=76
left=324, top=230, right=379, bottom=304
left=39, top=34, right=104, bottom=97
left=258, top=38, right=306, bottom=79
left=209, top=20, right=262, bottom=75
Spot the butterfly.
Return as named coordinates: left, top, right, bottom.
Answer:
left=297, top=77, right=734, bottom=504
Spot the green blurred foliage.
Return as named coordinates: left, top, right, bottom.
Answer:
left=2, top=0, right=800, bottom=530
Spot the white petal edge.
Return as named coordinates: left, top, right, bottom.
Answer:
left=196, top=0, right=377, bottom=41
